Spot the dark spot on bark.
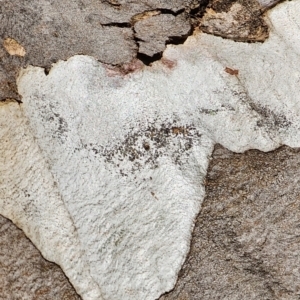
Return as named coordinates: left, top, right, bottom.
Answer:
left=225, top=67, right=239, bottom=75
left=143, top=142, right=150, bottom=151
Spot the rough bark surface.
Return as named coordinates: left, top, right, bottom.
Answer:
left=0, top=215, right=81, bottom=300
left=134, top=13, right=191, bottom=57
left=0, top=0, right=274, bottom=101
left=0, top=0, right=294, bottom=299
left=201, top=0, right=269, bottom=41
left=161, top=145, right=300, bottom=300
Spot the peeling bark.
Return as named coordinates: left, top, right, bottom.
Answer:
left=134, top=13, right=191, bottom=57
left=0, top=0, right=281, bottom=100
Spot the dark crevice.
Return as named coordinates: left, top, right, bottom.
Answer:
left=188, top=0, right=210, bottom=26
left=99, top=3, right=211, bottom=66
left=0, top=98, right=22, bottom=104
left=167, top=31, right=192, bottom=46
left=159, top=8, right=186, bottom=16
left=101, top=22, right=131, bottom=28
left=138, top=31, right=192, bottom=66
left=129, top=0, right=215, bottom=65
left=129, top=6, right=199, bottom=65
left=136, top=52, right=163, bottom=66
left=133, top=24, right=193, bottom=65
left=134, top=36, right=145, bottom=42
left=44, top=66, right=51, bottom=75
left=103, top=0, right=121, bottom=8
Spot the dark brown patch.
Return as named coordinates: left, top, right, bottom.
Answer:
left=225, top=67, right=239, bottom=75
left=143, top=142, right=150, bottom=150
left=171, top=126, right=188, bottom=135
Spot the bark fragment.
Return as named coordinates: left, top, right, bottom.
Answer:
left=134, top=13, right=191, bottom=57
left=3, top=38, right=26, bottom=57
left=201, top=0, right=269, bottom=42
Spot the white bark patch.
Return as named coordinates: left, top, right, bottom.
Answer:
left=0, top=102, right=102, bottom=299
left=1, top=0, right=300, bottom=299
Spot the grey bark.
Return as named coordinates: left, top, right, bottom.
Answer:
left=161, top=145, right=300, bottom=300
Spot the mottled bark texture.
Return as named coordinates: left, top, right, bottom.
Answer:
left=0, top=0, right=275, bottom=101
left=0, top=215, right=81, bottom=300
left=161, top=145, right=300, bottom=300
left=0, top=0, right=287, bottom=298
left=200, top=0, right=269, bottom=41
